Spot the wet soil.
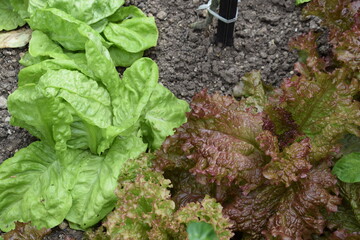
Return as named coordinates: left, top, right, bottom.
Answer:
left=0, top=0, right=320, bottom=239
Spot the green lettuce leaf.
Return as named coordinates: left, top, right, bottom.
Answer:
left=108, top=5, right=146, bottom=22
left=37, top=69, right=112, bottom=130
left=28, top=8, right=109, bottom=51
left=333, top=152, right=360, bottom=183
left=9, top=0, right=30, bottom=19
left=18, top=57, right=95, bottom=86
left=90, top=18, right=109, bottom=33
left=7, top=85, right=72, bottom=151
left=28, top=0, right=125, bottom=24
left=108, top=46, right=143, bottom=67
left=28, top=30, right=67, bottom=59
left=0, top=142, right=76, bottom=231
left=296, top=0, right=312, bottom=5
left=0, top=0, right=25, bottom=31
left=66, top=135, right=147, bottom=230
left=19, top=52, right=49, bottom=67
left=140, top=84, right=190, bottom=150
left=103, top=17, right=158, bottom=53
left=187, top=222, right=219, bottom=240
left=112, top=57, right=159, bottom=128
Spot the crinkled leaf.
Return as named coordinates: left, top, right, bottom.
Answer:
left=7, top=85, right=72, bottom=151
left=18, top=57, right=94, bottom=86
left=223, top=163, right=341, bottom=239
left=37, top=69, right=112, bottom=129
left=28, top=8, right=109, bottom=51
left=89, top=155, right=232, bottom=240
left=330, top=22, right=360, bottom=71
left=327, top=229, right=360, bottom=240
left=233, top=71, right=267, bottom=111
left=66, top=135, right=147, bottom=230
left=265, top=163, right=340, bottom=239
left=289, top=32, right=326, bottom=73
left=112, top=58, right=159, bottom=128
left=0, top=28, right=32, bottom=48
left=104, top=17, right=158, bottom=53
left=0, top=0, right=25, bottom=31
left=324, top=204, right=360, bottom=233
left=257, top=130, right=312, bottom=186
left=109, top=46, right=143, bottom=67
left=263, top=106, right=304, bottom=150
left=28, top=0, right=125, bottom=24
left=187, top=221, right=219, bottom=240
left=108, top=5, right=146, bottom=22
left=2, top=222, right=51, bottom=240
left=277, top=68, right=360, bottom=160
left=0, top=142, right=76, bottom=231
left=154, top=91, right=266, bottom=190
left=84, top=32, right=120, bottom=90
left=303, top=0, right=354, bottom=30
left=103, top=155, right=175, bottom=239
left=174, top=196, right=233, bottom=240
left=140, top=84, right=189, bottom=150
left=339, top=183, right=360, bottom=224
left=339, top=134, right=360, bottom=156
left=333, top=152, right=360, bottom=183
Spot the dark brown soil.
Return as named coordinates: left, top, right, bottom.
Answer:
left=0, top=0, right=321, bottom=239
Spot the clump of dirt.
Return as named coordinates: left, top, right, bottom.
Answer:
left=0, top=0, right=322, bottom=238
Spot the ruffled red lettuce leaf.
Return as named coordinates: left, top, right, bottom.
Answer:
left=303, top=0, right=355, bottom=30
left=222, top=185, right=286, bottom=239
left=233, top=71, right=269, bottom=112
left=324, top=204, right=360, bottom=233
left=2, top=222, right=51, bottom=240
left=327, top=229, right=360, bottom=240
left=289, top=32, right=328, bottom=73
left=275, top=68, right=360, bottom=160
left=171, top=195, right=233, bottom=240
left=330, top=18, right=360, bottom=71
left=338, top=182, right=360, bottom=225
left=164, top=170, right=212, bottom=208
left=154, top=91, right=266, bottom=191
left=223, top=163, right=341, bottom=239
left=257, top=130, right=312, bottom=186
left=262, top=106, right=304, bottom=150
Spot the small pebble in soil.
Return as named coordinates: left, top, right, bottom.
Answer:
left=0, top=96, right=7, bottom=109
left=156, top=11, right=167, bottom=20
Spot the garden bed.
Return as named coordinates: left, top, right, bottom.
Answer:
left=2, top=0, right=356, bottom=240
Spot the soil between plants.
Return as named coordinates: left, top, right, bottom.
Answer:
left=0, top=0, right=321, bottom=239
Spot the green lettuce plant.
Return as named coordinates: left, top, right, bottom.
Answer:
left=0, top=1, right=190, bottom=233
